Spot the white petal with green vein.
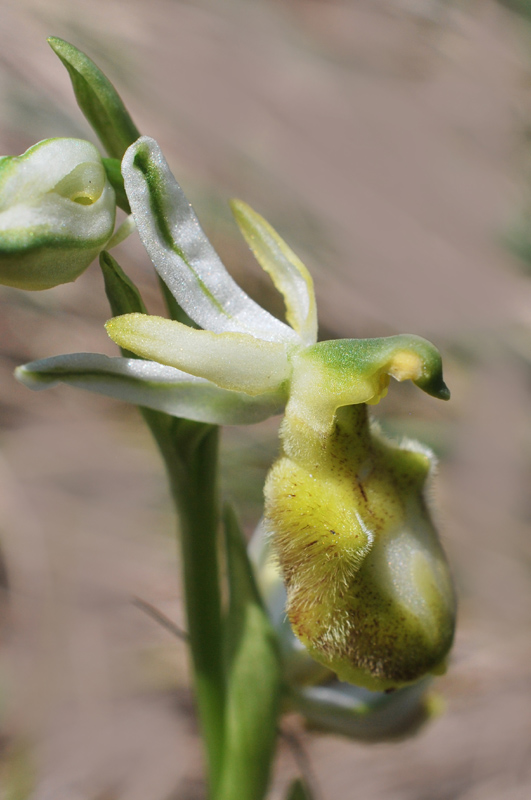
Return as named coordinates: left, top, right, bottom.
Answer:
left=106, top=313, right=293, bottom=396
left=15, top=354, right=287, bottom=425
left=122, top=137, right=300, bottom=344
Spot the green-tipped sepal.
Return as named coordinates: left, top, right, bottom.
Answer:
left=0, top=138, right=116, bottom=290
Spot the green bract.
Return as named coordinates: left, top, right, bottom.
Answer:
left=16, top=135, right=456, bottom=691
left=0, top=138, right=116, bottom=290
left=47, top=37, right=140, bottom=161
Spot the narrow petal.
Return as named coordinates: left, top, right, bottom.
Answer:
left=15, top=354, right=287, bottom=425
left=106, top=313, right=293, bottom=396
left=122, top=137, right=299, bottom=343
left=231, top=199, right=318, bottom=345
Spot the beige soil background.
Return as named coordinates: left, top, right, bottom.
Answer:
left=1, top=0, right=531, bottom=798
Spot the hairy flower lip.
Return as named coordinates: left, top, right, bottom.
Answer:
left=265, top=403, right=456, bottom=692
left=249, top=518, right=441, bottom=740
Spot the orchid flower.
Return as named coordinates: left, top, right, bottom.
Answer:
left=17, top=136, right=456, bottom=691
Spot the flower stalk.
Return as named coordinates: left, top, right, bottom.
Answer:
left=155, top=417, right=226, bottom=793
left=100, top=251, right=226, bottom=795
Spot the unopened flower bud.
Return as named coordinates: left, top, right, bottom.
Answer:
left=265, top=402, right=456, bottom=692
left=0, top=138, right=116, bottom=289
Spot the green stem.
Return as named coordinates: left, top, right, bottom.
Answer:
left=143, top=410, right=225, bottom=796
left=100, top=255, right=225, bottom=796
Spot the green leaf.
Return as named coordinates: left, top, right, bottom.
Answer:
left=217, top=505, right=283, bottom=800
left=102, top=158, right=131, bottom=212
left=100, top=249, right=146, bottom=357
left=48, top=37, right=140, bottom=160
left=285, top=778, right=315, bottom=800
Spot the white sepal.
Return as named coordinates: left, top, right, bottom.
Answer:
left=122, top=137, right=299, bottom=343
left=15, top=354, right=287, bottom=425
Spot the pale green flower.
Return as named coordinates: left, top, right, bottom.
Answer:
left=0, top=138, right=116, bottom=289
left=17, top=135, right=456, bottom=691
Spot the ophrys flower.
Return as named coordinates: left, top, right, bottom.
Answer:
left=17, top=135, right=456, bottom=690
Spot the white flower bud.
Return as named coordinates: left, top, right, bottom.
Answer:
left=0, top=138, right=116, bottom=289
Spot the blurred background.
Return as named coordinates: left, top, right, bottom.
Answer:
left=1, top=0, right=531, bottom=797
